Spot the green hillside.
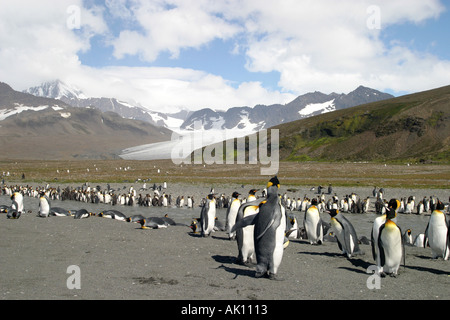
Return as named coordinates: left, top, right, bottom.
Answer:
left=273, top=85, right=450, bottom=163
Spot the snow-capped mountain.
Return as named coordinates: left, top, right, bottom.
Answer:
left=26, top=79, right=87, bottom=101
left=0, top=81, right=172, bottom=160
left=25, top=80, right=188, bottom=130
left=181, top=86, right=393, bottom=131
left=25, top=80, right=393, bottom=135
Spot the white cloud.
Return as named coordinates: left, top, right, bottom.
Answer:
left=111, top=0, right=242, bottom=61
left=0, top=0, right=449, bottom=114
left=228, top=0, right=449, bottom=94
left=66, top=65, right=295, bottom=112
left=0, top=0, right=107, bottom=88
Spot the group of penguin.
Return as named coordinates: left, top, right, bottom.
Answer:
left=2, top=177, right=449, bottom=281
left=193, top=177, right=449, bottom=280
left=1, top=190, right=183, bottom=230
left=6, top=183, right=194, bottom=208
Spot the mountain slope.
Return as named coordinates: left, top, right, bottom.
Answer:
left=181, top=86, right=393, bottom=131
left=25, top=80, right=188, bottom=130
left=0, top=82, right=172, bottom=160
left=273, top=85, right=450, bottom=162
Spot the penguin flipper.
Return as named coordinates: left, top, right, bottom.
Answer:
left=423, top=222, right=430, bottom=248
left=236, top=198, right=265, bottom=220
left=231, top=215, right=257, bottom=233
left=336, top=238, right=343, bottom=252
left=316, top=219, right=323, bottom=240
left=378, top=225, right=386, bottom=267
left=341, top=218, right=361, bottom=255
left=285, top=228, right=298, bottom=238
left=371, top=229, right=377, bottom=261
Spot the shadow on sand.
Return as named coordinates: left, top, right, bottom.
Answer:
left=212, top=255, right=256, bottom=279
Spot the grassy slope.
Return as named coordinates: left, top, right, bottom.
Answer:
left=273, top=85, right=450, bottom=163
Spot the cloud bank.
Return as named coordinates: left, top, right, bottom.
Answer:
left=0, top=0, right=448, bottom=112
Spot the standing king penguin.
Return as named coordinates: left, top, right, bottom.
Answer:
left=226, top=192, right=241, bottom=240
left=234, top=193, right=265, bottom=266
left=38, top=193, right=51, bottom=218
left=327, top=209, right=364, bottom=258
left=378, top=206, right=405, bottom=277
left=424, top=200, right=449, bottom=260
left=304, top=198, right=323, bottom=245
left=371, top=198, right=399, bottom=266
left=232, top=176, right=286, bottom=280
left=200, top=193, right=216, bottom=237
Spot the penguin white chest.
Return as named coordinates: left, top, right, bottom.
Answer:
left=305, top=207, right=322, bottom=243
left=331, top=218, right=344, bottom=242
left=207, top=201, right=216, bottom=229
left=272, top=204, right=286, bottom=274
left=379, top=223, right=402, bottom=273
left=428, top=213, right=449, bottom=259
left=39, top=199, right=50, bottom=216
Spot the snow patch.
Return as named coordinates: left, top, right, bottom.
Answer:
left=0, top=104, right=49, bottom=121
left=298, top=99, right=336, bottom=116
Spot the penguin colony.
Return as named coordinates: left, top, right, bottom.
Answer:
left=1, top=180, right=449, bottom=280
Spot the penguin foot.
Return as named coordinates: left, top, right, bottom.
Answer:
left=254, top=271, right=266, bottom=278
left=389, top=273, right=398, bottom=278
left=242, top=261, right=256, bottom=267
left=268, top=273, right=284, bottom=281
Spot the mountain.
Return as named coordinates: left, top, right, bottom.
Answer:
left=25, top=80, right=189, bottom=130
left=180, top=86, right=394, bottom=131
left=0, top=82, right=172, bottom=160
left=273, top=85, right=450, bottom=163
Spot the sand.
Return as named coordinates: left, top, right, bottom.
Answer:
left=0, top=181, right=449, bottom=303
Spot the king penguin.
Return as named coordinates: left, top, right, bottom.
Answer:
left=50, top=207, right=72, bottom=217
left=247, top=189, right=259, bottom=202
left=140, top=217, right=168, bottom=229
left=304, top=198, right=323, bottom=245
left=327, top=209, right=364, bottom=258
left=232, top=176, right=286, bottom=280
left=371, top=198, right=399, bottom=266
left=38, top=193, right=51, bottom=218
left=234, top=194, right=265, bottom=266
left=99, top=210, right=128, bottom=221
left=286, top=214, right=301, bottom=239
left=7, top=192, right=24, bottom=219
left=226, top=192, right=241, bottom=240
left=378, top=206, right=405, bottom=277
left=74, top=209, right=94, bottom=219
left=424, top=200, right=449, bottom=260
left=200, top=193, right=216, bottom=237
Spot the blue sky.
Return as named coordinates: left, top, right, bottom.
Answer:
left=1, top=0, right=449, bottom=112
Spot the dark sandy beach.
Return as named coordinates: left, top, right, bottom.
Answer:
left=1, top=182, right=449, bottom=302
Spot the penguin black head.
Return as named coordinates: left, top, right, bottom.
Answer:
left=386, top=207, right=396, bottom=220
left=388, top=198, right=400, bottom=210
left=267, top=176, right=280, bottom=188
left=232, top=191, right=241, bottom=198
left=249, top=189, right=259, bottom=195
left=436, top=200, right=445, bottom=210
left=328, top=209, right=339, bottom=217
left=207, top=194, right=215, bottom=200
left=311, top=198, right=318, bottom=205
